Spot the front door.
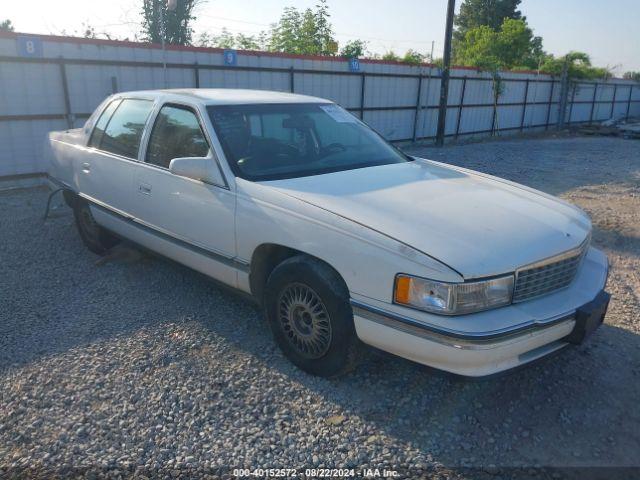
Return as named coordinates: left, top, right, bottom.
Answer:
left=131, top=103, right=237, bottom=286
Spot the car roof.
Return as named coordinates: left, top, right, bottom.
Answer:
left=116, top=88, right=330, bottom=106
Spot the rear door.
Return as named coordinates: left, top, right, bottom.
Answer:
left=81, top=97, right=154, bottom=216
left=131, top=102, right=237, bottom=285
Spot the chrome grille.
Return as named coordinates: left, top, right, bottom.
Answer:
left=513, top=237, right=590, bottom=303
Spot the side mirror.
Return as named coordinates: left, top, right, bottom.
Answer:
left=168, top=157, right=225, bottom=186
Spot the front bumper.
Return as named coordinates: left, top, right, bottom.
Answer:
left=352, top=247, right=609, bottom=377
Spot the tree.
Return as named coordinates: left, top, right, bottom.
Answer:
left=268, top=2, right=337, bottom=55
left=235, top=33, right=260, bottom=50
left=55, top=21, right=116, bottom=40
left=140, top=0, right=200, bottom=46
left=209, top=28, right=235, bottom=48
left=314, top=0, right=335, bottom=55
left=339, top=39, right=367, bottom=58
left=381, top=51, right=400, bottom=62
left=454, top=0, right=523, bottom=43
left=402, top=49, right=425, bottom=65
left=540, top=52, right=611, bottom=80
left=196, top=29, right=261, bottom=50
left=454, top=18, right=544, bottom=71
left=81, top=22, right=97, bottom=39
left=622, top=71, right=640, bottom=82
left=494, top=18, right=543, bottom=69
left=454, top=25, right=500, bottom=71
left=452, top=17, right=545, bottom=132
left=0, top=19, right=14, bottom=31
left=268, top=7, right=302, bottom=53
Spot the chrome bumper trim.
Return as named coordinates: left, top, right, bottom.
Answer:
left=351, top=299, right=576, bottom=348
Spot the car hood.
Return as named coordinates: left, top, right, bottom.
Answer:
left=262, top=160, right=591, bottom=279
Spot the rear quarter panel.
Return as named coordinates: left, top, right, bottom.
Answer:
left=48, top=128, right=88, bottom=191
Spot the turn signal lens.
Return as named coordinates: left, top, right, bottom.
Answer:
left=394, top=276, right=411, bottom=304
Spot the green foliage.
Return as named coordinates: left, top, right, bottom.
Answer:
left=141, top=0, right=200, bottom=45
left=376, top=50, right=429, bottom=65
left=623, top=71, right=640, bottom=82
left=267, top=7, right=304, bottom=54
left=235, top=33, right=261, bottom=50
left=454, top=0, right=523, bottom=45
left=540, top=51, right=612, bottom=80
left=197, top=30, right=263, bottom=50
left=0, top=19, right=14, bottom=32
left=452, top=0, right=611, bottom=81
left=499, top=18, right=543, bottom=68
left=381, top=51, right=400, bottom=62
left=430, top=57, right=444, bottom=68
left=314, top=0, right=334, bottom=54
left=454, top=18, right=543, bottom=71
left=268, top=0, right=337, bottom=56
left=402, top=49, right=425, bottom=65
left=454, top=25, right=501, bottom=71
left=339, top=40, right=367, bottom=58
left=197, top=29, right=233, bottom=49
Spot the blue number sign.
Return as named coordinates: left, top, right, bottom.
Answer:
left=223, top=49, right=237, bottom=66
left=17, top=36, right=43, bottom=58
left=348, top=57, right=360, bottom=72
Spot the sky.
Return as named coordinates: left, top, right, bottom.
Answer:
left=3, top=0, right=639, bottom=73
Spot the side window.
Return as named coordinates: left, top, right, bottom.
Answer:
left=100, top=99, right=154, bottom=159
left=146, top=105, right=210, bottom=169
left=88, top=99, right=121, bottom=148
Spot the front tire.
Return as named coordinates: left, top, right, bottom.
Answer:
left=264, top=256, right=362, bottom=377
left=73, top=199, right=119, bottom=255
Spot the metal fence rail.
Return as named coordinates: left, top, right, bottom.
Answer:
left=0, top=33, right=638, bottom=178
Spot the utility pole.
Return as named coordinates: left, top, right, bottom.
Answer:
left=160, top=4, right=167, bottom=88
left=419, top=40, right=437, bottom=138
left=435, top=0, right=456, bottom=146
left=160, top=0, right=178, bottom=88
left=557, top=57, right=569, bottom=130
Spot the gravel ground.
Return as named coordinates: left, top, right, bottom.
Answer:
left=1, top=135, right=639, bottom=479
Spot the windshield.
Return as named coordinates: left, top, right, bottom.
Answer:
left=207, top=103, right=410, bottom=181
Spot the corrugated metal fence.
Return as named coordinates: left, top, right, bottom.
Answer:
left=1, top=32, right=639, bottom=178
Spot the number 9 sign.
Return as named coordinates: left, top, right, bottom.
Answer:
left=223, top=49, right=237, bottom=66
left=17, top=36, right=43, bottom=58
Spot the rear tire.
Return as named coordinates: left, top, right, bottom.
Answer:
left=264, top=256, right=363, bottom=377
left=73, top=199, right=119, bottom=255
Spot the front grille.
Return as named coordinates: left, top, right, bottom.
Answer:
left=513, top=237, right=590, bottom=303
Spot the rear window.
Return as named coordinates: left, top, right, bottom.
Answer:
left=97, top=99, right=154, bottom=159
left=88, top=99, right=121, bottom=148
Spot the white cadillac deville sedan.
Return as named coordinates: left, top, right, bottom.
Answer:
left=47, top=89, right=610, bottom=377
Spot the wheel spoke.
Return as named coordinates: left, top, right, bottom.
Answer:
left=277, top=283, right=332, bottom=359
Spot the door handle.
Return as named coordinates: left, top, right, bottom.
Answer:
left=139, top=183, right=152, bottom=195
left=81, top=162, right=90, bottom=173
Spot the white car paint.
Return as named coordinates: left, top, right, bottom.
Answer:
left=47, top=89, right=609, bottom=377
left=263, top=160, right=592, bottom=279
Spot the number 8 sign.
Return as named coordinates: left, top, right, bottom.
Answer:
left=17, top=36, right=43, bottom=58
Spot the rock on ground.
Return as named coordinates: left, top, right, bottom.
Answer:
left=1, top=135, right=638, bottom=478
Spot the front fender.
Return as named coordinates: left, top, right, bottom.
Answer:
left=235, top=179, right=462, bottom=301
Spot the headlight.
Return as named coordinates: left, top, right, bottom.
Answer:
left=394, top=274, right=514, bottom=315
